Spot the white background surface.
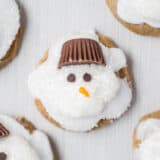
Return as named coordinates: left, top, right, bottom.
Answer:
left=0, top=0, right=160, bottom=159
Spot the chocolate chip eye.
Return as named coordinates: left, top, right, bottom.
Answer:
left=83, top=73, right=92, bottom=82
left=0, top=152, right=7, bottom=160
left=67, top=73, right=76, bottom=82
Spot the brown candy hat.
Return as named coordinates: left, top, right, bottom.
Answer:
left=0, top=123, right=9, bottom=137
left=58, top=38, right=106, bottom=68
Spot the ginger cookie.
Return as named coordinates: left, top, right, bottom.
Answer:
left=28, top=31, right=133, bottom=132
left=0, top=0, right=23, bottom=69
left=0, top=115, right=54, bottom=159
left=106, top=0, right=160, bottom=36
left=133, top=111, right=160, bottom=160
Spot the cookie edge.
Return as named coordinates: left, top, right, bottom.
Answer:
left=0, top=26, right=23, bottom=69
left=34, top=33, right=133, bottom=132
left=105, top=0, right=160, bottom=36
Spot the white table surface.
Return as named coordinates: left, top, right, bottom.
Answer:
left=1, top=0, right=160, bottom=159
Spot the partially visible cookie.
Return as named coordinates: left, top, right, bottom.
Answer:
left=106, top=0, right=160, bottom=36
left=28, top=31, right=133, bottom=132
left=133, top=111, right=160, bottom=160
left=0, top=0, right=22, bottom=69
left=0, top=115, right=54, bottom=159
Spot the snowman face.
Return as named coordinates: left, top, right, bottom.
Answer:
left=56, top=65, right=120, bottom=118
left=0, top=136, right=39, bottom=160
left=32, top=63, right=120, bottom=118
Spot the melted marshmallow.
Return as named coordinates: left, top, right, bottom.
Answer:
left=117, top=0, right=160, bottom=28
left=135, top=119, right=160, bottom=160
left=28, top=32, right=132, bottom=131
left=0, top=115, right=53, bottom=160
left=0, top=0, right=20, bottom=59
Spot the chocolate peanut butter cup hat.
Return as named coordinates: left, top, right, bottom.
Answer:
left=58, top=38, right=106, bottom=68
left=0, top=123, right=9, bottom=137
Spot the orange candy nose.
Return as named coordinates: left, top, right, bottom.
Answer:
left=79, top=87, right=90, bottom=98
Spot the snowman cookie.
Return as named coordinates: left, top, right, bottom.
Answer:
left=133, top=111, right=160, bottom=160
left=106, top=0, right=160, bottom=36
left=0, top=115, right=54, bottom=160
left=0, top=0, right=22, bottom=69
left=28, top=31, right=133, bottom=132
